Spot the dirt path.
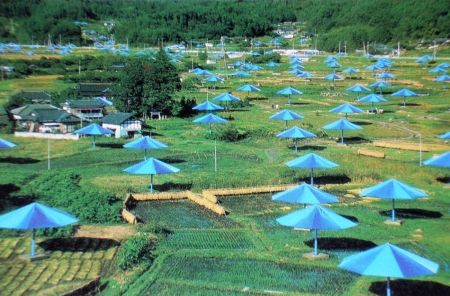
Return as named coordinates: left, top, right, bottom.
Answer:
left=74, top=225, right=136, bottom=240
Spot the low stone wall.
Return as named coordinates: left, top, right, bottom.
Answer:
left=204, top=184, right=296, bottom=197
left=131, top=191, right=190, bottom=201
left=186, top=192, right=226, bottom=215
left=14, top=131, right=80, bottom=140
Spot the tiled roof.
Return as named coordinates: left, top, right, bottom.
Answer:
left=10, top=104, right=80, bottom=123
left=102, top=112, right=137, bottom=125
left=66, top=99, right=106, bottom=108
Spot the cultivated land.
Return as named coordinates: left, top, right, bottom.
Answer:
left=0, top=48, right=449, bottom=295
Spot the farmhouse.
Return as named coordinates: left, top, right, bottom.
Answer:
left=62, top=99, right=106, bottom=121
left=10, top=104, right=81, bottom=133
left=15, top=91, right=52, bottom=103
left=101, top=112, right=141, bottom=138
left=77, top=82, right=113, bottom=98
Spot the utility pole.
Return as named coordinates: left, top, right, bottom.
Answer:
left=338, top=41, right=341, bottom=55
left=344, top=41, right=347, bottom=56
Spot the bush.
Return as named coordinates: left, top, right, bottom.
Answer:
left=210, top=124, right=248, bottom=142
left=247, top=53, right=281, bottom=64
left=173, top=97, right=197, bottom=117
left=116, top=234, right=157, bottom=270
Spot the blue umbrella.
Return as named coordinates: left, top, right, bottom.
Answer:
left=287, top=153, right=338, bottom=185
left=0, top=137, right=16, bottom=148
left=266, top=61, right=279, bottom=68
left=232, top=71, right=251, bottom=78
left=212, top=93, right=241, bottom=111
left=277, top=126, right=316, bottom=152
left=326, top=60, right=341, bottom=71
left=439, top=131, right=450, bottom=139
left=361, top=179, right=427, bottom=222
left=74, top=123, right=114, bottom=149
left=270, top=109, right=304, bottom=127
left=237, top=84, right=261, bottom=96
left=359, top=93, right=388, bottom=111
left=123, top=158, right=180, bottom=192
left=277, top=86, right=303, bottom=105
left=277, top=205, right=357, bottom=256
left=391, top=88, right=418, bottom=107
left=123, top=136, right=168, bottom=160
left=428, top=67, right=446, bottom=74
left=423, top=151, right=450, bottom=168
left=194, top=69, right=212, bottom=76
left=193, top=99, right=224, bottom=112
left=272, top=183, right=338, bottom=206
left=324, top=73, right=342, bottom=88
left=0, top=202, right=78, bottom=257
left=347, top=84, right=370, bottom=100
left=437, top=62, right=450, bottom=69
left=205, top=75, right=224, bottom=89
left=366, top=64, right=383, bottom=72
left=297, top=71, right=313, bottom=79
left=377, top=72, right=395, bottom=80
left=339, top=243, right=439, bottom=296
left=289, top=64, right=305, bottom=70
left=416, top=55, right=432, bottom=64
left=370, top=81, right=391, bottom=95
left=288, top=69, right=304, bottom=75
left=330, top=103, right=363, bottom=119
left=342, top=67, right=359, bottom=74
left=193, top=113, right=227, bottom=135
left=433, top=74, right=450, bottom=82
left=323, top=119, right=362, bottom=144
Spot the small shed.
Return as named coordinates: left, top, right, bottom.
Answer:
left=102, top=112, right=141, bottom=138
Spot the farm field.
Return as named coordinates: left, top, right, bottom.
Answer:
left=0, top=47, right=449, bottom=295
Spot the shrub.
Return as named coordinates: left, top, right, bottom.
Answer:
left=173, top=97, right=197, bottom=117
left=116, top=234, right=157, bottom=270
left=210, top=124, right=248, bottom=142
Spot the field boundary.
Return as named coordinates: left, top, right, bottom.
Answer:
left=121, top=184, right=298, bottom=224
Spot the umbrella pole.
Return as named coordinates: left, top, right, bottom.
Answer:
left=345, top=113, right=348, bottom=119
left=310, top=168, right=314, bottom=185
left=403, top=98, right=406, bottom=108
left=31, top=228, right=36, bottom=257
left=209, top=123, right=212, bottom=135
left=144, top=149, right=147, bottom=160
left=313, top=229, right=318, bottom=256
left=294, top=139, right=298, bottom=152
left=341, top=130, right=344, bottom=144
left=386, top=277, right=391, bottom=296
left=391, top=199, right=396, bottom=221
left=214, top=139, right=217, bottom=172
left=288, top=95, right=291, bottom=105
left=93, top=136, right=96, bottom=149
left=285, top=120, right=288, bottom=128
left=150, top=175, right=154, bottom=193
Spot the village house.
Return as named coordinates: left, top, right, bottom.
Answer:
left=15, top=91, right=52, bottom=103
left=77, top=82, right=113, bottom=98
left=101, top=112, right=141, bottom=138
left=62, top=99, right=106, bottom=121
left=10, top=104, right=81, bottom=133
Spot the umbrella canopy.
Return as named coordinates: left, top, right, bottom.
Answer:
left=270, top=109, right=304, bottom=127
left=377, top=72, right=395, bottom=79
left=0, top=202, right=78, bottom=257
left=423, top=151, right=450, bottom=168
left=330, top=103, right=363, bottom=118
left=361, top=178, right=427, bottom=221
left=232, top=71, right=251, bottom=77
left=342, top=67, right=359, bottom=74
left=205, top=75, right=224, bottom=83
left=434, top=74, right=450, bottom=82
left=193, top=113, right=227, bottom=134
left=123, top=136, right=167, bottom=160
left=326, top=60, right=341, bottom=69
left=74, top=123, right=114, bottom=149
left=277, top=86, right=303, bottom=105
left=347, top=84, right=370, bottom=100
left=323, top=119, right=362, bottom=144
left=277, top=126, right=316, bottom=152
left=297, top=71, right=313, bottom=79
left=439, top=131, right=450, bottom=139
left=359, top=93, right=388, bottom=111
left=287, top=153, right=338, bottom=185
left=266, top=61, right=279, bottom=68
left=194, top=69, right=212, bottom=76
left=339, top=243, right=439, bottom=296
left=123, top=157, right=180, bottom=192
left=277, top=205, right=357, bottom=255
left=437, top=62, right=450, bottom=69
left=272, top=183, right=338, bottom=205
left=0, top=137, right=16, bottom=148
left=391, top=88, right=418, bottom=107
left=212, top=93, right=241, bottom=103
left=366, top=64, right=382, bottom=72
left=193, top=99, right=224, bottom=111
left=428, top=67, right=446, bottom=74
left=324, top=73, right=342, bottom=87
left=237, top=84, right=261, bottom=93
left=370, top=81, right=391, bottom=94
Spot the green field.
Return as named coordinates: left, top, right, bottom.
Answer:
left=0, top=48, right=449, bottom=295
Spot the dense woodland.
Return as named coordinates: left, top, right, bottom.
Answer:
left=0, top=0, right=449, bottom=50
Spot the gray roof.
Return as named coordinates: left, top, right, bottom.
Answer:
left=102, top=112, right=138, bottom=125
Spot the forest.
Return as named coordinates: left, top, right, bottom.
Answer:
left=0, top=0, right=448, bottom=51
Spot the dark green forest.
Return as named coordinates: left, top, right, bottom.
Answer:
left=0, top=0, right=448, bottom=50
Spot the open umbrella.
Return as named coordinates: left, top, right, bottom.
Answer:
left=272, top=183, right=338, bottom=206
left=391, top=88, right=418, bottom=107
left=339, top=243, right=439, bottom=296
left=74, top=123, right=114, bottom=149
left=323, top=119, right=362, bottom=144
left=277, top=205, right=357, bottom=256
left=428, top=67, right=446, bottom=74
left=277, top=86, right=302, bottom=105
left=287, top=153, right=338, bottom=185
left=123, top=158, right=180, bottom=192
left=330, top=103, right=363, bottom=119
left=324, top=73, right=342, bottom=88
left=359, top=93, right=388, bottom=112
left=439, top=131, right=450, bottom=139
left=0, top=137, right=16, bottom=148
left=277, top=126, right=316, bottom=152
left=360, top=178, right=427, bottom=222
left=193, top=99, right=224, bottom=112
left=297, top=71, right=313, bottom=79
left=232, top=71, right=251, bottom=78
left=237, top=84, right=261, bottom=97
left=433, top=74, right=450, bottom=82
left=326, top=60, right=341, bottom=71
left=123, top=136, right=167, bottom=160
left=205, top=75, right=224, bottom=89
left=266, top=61, right=279, bottom=68
left=0, top=202, right=78, bottom=258
left=270, top=109, right=304, bottom=127
left=423, top=151, right=450, bottom=168
left=377, top=72, right=395, bottom=80
left=370, top=81, right=391, bottom=95
left=347, top=84, right=370, bottom=100
left=342, top=67, right=359, bottom=78
left=212, top=93, right=241, bottom=111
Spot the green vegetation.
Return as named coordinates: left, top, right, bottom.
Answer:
left=116, top=234, right=157, bottom=270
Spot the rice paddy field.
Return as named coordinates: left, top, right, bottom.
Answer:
left=0, top=47, right=449, bottom=295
